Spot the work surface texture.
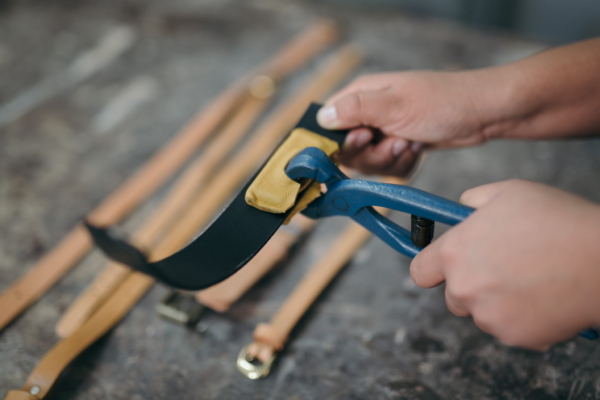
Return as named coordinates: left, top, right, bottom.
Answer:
left=1, top=1, right=600, bottom=399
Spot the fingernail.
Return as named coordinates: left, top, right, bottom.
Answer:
left=355, top=130, right=372, bottom=148
left=392, top=139, right=408, bottom=157
left=343, top=132, right=357, bottom=149
left=411, top=142, right=423, bottom=153
left=317, top=105, right=338, bottom=129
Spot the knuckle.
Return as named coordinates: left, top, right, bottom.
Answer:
left=459, top=187, right=477, bottom=204
left=504, top=178, right=527, bottom=192
left=409, top=260, right=421, bottom=286
left=472, top=312, right=497, bottom=336
left=336, top=92, right=363, bottom=120
left=446, top=281, right=473, bottom=303
left=352, top=74, right=372, bottom=86
left=437, top=236, right=461, bottom=269
left=496, top=329, right=529, bottom=348
left=370, top=153, right=395, bottom=169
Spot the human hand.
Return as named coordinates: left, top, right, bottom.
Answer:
left=410, top=179, right=600, bottom=350
left=317, top=71, right=504, bottom=176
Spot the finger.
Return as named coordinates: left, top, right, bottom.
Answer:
left=317, top=89, right=399, bottom=130
left=386, top=145, right=420, bottom=177
left=460, top=181, right=509, bottom=208
left=324, top=74, right=394, bottom=106
left=357, top=136, right=400, bottom=171
left=339, top=136, right=407, bottom=175
left=410, top=242, right=445, bottom=289
left=444, top=288, right=470, bottom=317
left=336, top=128, right=375, bottom=169
left=342, top=128, right=373, bottom=151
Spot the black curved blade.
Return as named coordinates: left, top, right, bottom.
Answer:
left=86, top=103, right=348, bottom=290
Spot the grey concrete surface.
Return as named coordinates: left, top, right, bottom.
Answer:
left=1, top=1, right=599, bottom=399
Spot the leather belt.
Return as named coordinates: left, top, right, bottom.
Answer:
left=236, top=177, right=413, bottom=379
left=0, top=19, right=340, bottom=334
left=2, top=45, right=360, bottom=399
left=196, top=166, right=353, bottom=313
left=195, top=214, right=315, bottom=312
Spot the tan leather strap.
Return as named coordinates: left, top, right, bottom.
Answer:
left=3, top=391, right=36, bottom=400
left=3, top=46, right=361, bottom=399
left=196, top=214, right=315, bottom=312
left=55, top=92, right=272, bottom=338
left=0, top=20, right=340, bottom=334
left=0, top=88, right=241, bottom=334
left=54, top=26, right=344, bottom=338
left=241, top=177, right=410, bottom=370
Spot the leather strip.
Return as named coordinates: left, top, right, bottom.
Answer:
left=0, top=20, right=341, bottom=333
left=195, top=214, right=315, bottom=312
left=243, top=177, right=410, bottom=366
left=2, top=46, right=361, bottom=399
left=198, top=168, right=353, bottom=313
left=87, top=49, right=361, bottom=290
left=55, top=94, right=272, bottom=337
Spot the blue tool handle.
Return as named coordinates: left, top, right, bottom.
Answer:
left=331, top=179, right=474, bottom=225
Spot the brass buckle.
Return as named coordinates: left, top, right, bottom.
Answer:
left=155, top=291, right=204, bottom=326
left=236, top=344, right=276, bottom=379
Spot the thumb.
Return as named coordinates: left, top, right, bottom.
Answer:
left=317, top=89, right=399, bottom=130
left=460, top=181, right=508, bottom=208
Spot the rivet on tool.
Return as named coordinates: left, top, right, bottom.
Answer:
left=30, top=386, right=41, bottom=395
left=411, top=215, right=435, bottom=248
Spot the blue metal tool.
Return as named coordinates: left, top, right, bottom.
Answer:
left=286, top=147, right=599, bottom=341
left=286, top=147, right=474, bottom=257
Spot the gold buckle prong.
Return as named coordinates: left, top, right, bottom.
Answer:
left=236, top=344, right=276, bottom=379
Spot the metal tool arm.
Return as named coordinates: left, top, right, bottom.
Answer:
left=286, top=147, right=474, bottom=257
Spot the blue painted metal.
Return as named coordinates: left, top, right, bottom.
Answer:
left=286, top=147, right=473, bottom=258
left=286, top=147, right=598, bottom=341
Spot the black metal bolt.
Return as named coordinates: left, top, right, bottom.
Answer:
left=411, top=215, right=435, bottom=248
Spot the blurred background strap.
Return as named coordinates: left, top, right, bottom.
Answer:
left=0, top=18, right=341, bottom=335
left=54, top=21, right=341, bottom=338
left=5, top=45, right=362, bottom=400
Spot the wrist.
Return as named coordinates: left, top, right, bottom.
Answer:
left=590, top=205, right=600, bottom=326
left=461, top=66, right=527, bottom=141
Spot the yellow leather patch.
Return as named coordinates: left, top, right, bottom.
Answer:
left=245, top=128, right=339, bottom=217
left=282, top=180, right=322, bottom=225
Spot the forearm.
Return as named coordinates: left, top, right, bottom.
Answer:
left=472, top=37, right=600, bottom=140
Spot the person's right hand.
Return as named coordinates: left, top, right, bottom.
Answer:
left=411, top=179, right=600, bottom=350
left=316, top=70, right=506, bottom=176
